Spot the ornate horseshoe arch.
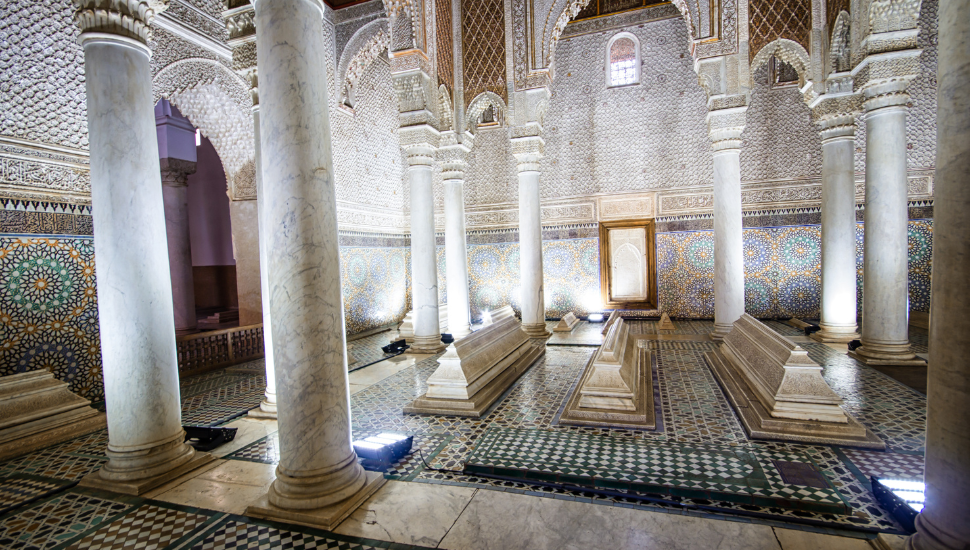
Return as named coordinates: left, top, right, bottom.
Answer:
left=153, top=59, right=256, bottom=200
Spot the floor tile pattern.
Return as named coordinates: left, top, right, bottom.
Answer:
left=0, top=446, right=106, bottom=481
left=347, top=331, right=398, bottom=370
left=0, top=492, right=131, bottom=549
left=464, top=427, right=847, bottom=514
left=841, top=450, right=924, bottom=482
left=189, top=518, right=403, bottom=550
left=225, top=432, right=452, bottom=482
left=0, top=475, right=71, bottom=514
left=65, top=504, right=210, bottom=550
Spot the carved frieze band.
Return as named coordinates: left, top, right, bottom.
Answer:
left=658, top=175, right=934, bottom=215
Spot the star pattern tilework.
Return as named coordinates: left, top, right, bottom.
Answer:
left=64, top=504, right=210, bottom=550
left=658, top=220, right=934, bottom=319
left=0, top=237, right=102, bottom=401
left=0, top=492, right=131, bottom=549
left=189, top=519, right=388, bottom=550
left=340, top=247, right=410, bottom=335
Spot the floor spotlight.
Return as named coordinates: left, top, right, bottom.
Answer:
left=872, top=477, right=924, bottom=532
left=352, top=433, right=414, bottom=470
left=587, top=313, right=605, bottom=323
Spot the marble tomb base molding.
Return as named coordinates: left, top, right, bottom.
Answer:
left=405, top=305, right=544, bottom=417
left=705, top=314, right=884, bottom=449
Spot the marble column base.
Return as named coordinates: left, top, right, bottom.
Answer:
left=907, top=513, right=968, bottom=550
left=246, top=470, right=384, bottom=531
left=410, top=335, right=447, bottom=354
left=80, top=449, right=215, bottom=495
left=710, top=323, right=733, bottom=341
left=248, top=394, right=277, bottom=419
left=849, top=343, right=927, bottom=366
left=811, top=325, right=860, bottom=343
left=521, top=323, right=551, bottom=339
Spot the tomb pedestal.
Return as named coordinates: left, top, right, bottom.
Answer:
left=0, top=372, right=106, bottom=461
left=553, top=312, right=580, bottom=332
left=705, top=314, right=884, bottom=448
left=560, top=317, right=655, bottom=429
left=405, top=306, right=543, bottom=417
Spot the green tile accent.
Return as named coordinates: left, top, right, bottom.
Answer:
left=463, top=427, right=849, bottom=514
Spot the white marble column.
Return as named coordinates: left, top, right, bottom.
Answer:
left=247, top=0, right=382, bottom=523
left=251, top=104, right=276, bottom=418
left=849, top=81, right=923, bottom=366
left=813, top=115, right=860, bottom=342
left=74, top=1, right=211, bottom=493
left=441, top=145, right=471, bottom=338
left=708, top=110, right=746, bottom=341
left=160, top=159, right=197, bottom=333
left=407, top=146, right=446, bottom=353
left=908, top=2, right=970, bottom=547
left=516, top=156, right=551, bottom=338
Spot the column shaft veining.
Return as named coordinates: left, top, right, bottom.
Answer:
left=407, top=145, right=446, bottom=353
left=515, top=154, right=550, bottom=338
left=253, top=105, right=277, bottom=417
left=73, top=0, right=211, bottom=494
left=246, top=0, right=383, bottom=523
left=814, top=114, right=860, bottom=342
left=708, top=108, right=746, bottom=341
left=908, top=1, right=970, bottom=547
left=850, top=80, right=923, bottom=365
left=441, top=139, right=472, bottom=337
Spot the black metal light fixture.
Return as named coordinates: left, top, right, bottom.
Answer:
left=352, top=433, right=414, bottom=470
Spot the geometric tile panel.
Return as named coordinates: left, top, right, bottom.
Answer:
left=658, top=220, right=934, bottom=319
left=0, top=237, right=103, bottom=402
left=464, top=427, right=848, bottom=514
left=841, top=449, right=924, bottom=482
left=0, top=492, right=131, bottom=549
left=64, top=504, right=211, bottom=550
left=467, top=238, right=600, bottom=320
left=341, top=246, right=410, bottom=335
left=0, top=474, right=72, bottom=515
left=189, top=519, right=388, bottom=550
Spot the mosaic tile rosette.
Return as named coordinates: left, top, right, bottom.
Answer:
left=0, top=237, right=103, bottom=401
left=658, top=221, right=932, bottom=319
left=907, top=220, right=932, bottom=313
left=339, top=246, right=410, bottom=334
left=466, top=238, right=599, bottom=320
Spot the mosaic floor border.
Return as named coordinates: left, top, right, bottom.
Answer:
left=463, top=427, right=849, bottom=515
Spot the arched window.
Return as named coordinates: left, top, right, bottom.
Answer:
left=606, top=33, right=640, bottom=87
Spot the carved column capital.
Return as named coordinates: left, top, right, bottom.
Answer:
left=511, top=133, right=544, bottom=173
left=73, top=0, right=167, bottom=44
left=159, top=158, right=197, bottom=187
left=811, top=93, right=862, bottom=142
left=706, top=107, right=747, bottom=153
left=400, top=124, right=439, bottom=168
left=438, top=131, right=473, bottom=181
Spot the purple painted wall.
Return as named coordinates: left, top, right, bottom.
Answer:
left=187, top=137, right=235, bottom=267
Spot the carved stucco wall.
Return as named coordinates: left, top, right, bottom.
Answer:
left=740, top=64, right=822, bottom=182
left=332, top=57, right=406, bottom=211
left=464, top=128, right=518, bottom=207
left=852, top=0, right=938, bottom=173
left=537, top=15, right=713, bottom=202
left=0, top=0, right=88, bottom=150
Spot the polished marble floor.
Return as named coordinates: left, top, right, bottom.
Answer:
left=0, top=319, right=927, bottom=549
